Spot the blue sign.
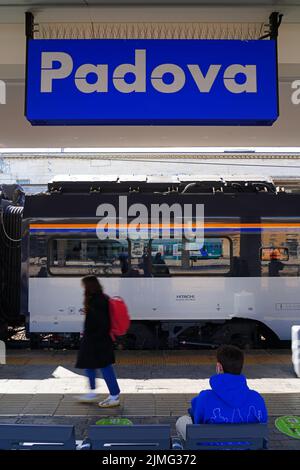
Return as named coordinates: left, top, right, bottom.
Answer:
left=25, top=39, right=278, bottom=126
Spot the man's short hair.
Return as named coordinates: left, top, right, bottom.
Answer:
left=216, top=345, right=244, bottom=375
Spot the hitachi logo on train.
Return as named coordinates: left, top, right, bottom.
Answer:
left=40, top=50, right=257, bottom=94
left=176, top=294, right=196, bottom=301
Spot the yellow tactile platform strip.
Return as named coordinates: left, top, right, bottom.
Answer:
left=6, top=350, right=291, bottom=366
left=0, top=393, right=299, bottom=418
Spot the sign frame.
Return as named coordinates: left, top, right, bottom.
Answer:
left=25, top=38, right=279, bottom=127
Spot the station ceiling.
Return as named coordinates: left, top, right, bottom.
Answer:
left=1, top=0, right=300, bottom=5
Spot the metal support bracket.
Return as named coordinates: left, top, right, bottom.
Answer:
left=260, top=11, right=283, bottom=40
left=25, top=11, right=35, bottom=40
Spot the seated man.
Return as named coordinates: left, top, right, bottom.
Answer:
left=176, top=345, right=268, bottom=440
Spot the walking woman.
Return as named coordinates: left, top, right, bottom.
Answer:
left=76, top=275, right=120, bottom=408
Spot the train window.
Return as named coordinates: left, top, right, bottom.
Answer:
left=48, top=238, right=128, bottom=276
left=261, top=219, right=300, bottom=277
left=129, top=240, right=152, bottom=277
left=150, top=238, right=231, bottom=276
left=29, top=236, right=47, bottom=277
left=260, top=247, right=297, bottom=277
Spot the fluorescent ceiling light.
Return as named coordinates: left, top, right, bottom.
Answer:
left=1, top=147, right=300, bottom=154
left=0, top=148, right=62, bottom=153
left=252, top=147, right=300, bottom=153
left=62, top=147, right=239, bottom=153
left=63, top=147, right=300, bottom=154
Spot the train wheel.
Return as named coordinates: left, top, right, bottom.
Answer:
left=229, top=322, right=279, bottom=349
left=121, top=324, right=156, bottom=350
left=29, top=333, right=40, bottom=350
left=254, top=324, right=279, bottom=349
left=230, top=333, right=254, bottom=350
left=0, top=319, right=8, bottom=342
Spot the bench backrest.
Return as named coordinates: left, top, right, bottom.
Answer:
left=0, top=424, right=76, bottom=450
left=185, top=423, right=268, bottom=450
left=88, top=425, right=171, bottom=450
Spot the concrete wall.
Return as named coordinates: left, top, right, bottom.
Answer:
left=2, top=154, right=300, bottom=186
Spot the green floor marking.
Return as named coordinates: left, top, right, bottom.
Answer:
left=95, top=417, right=133, bottom=426
left=275, top=416, right=300, bottom=439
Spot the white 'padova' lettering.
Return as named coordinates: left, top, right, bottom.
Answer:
left=113, top=49, right=146, bottom=93
left=39, top=49, right=257, bottom=95
left=41, top=52, right=73, bottom=92
left=75, top=64, right=108, bottom=93
left=291, top=80, right=300, bottom=105
left=187, top=64, right=221, bottom=92
left=151, top=64, right=186, bottom=93
left=223, top=64, right=257, bottom=93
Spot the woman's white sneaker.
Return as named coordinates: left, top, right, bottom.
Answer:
left=77, top=393, right=98, bottom=403
left=98, top=396, right=120, bottom=408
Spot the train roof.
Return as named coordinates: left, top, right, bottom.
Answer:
left=23, top=174, right=300, bottom=220
left=47, top=174, right=277, bottom=194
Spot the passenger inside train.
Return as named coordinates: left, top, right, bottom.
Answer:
left=268, top=250, right=285, bottom=277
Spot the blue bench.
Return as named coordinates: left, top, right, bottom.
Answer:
left=85, top=425, right=171, bottom=450
left=183, top=423, right=268, bottom=450
left=0, top=424, right=76, bottom=450
left=0, top=423, right=268, bottom=451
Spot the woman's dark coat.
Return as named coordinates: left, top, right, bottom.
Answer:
left=76, top=293, right=115, bottom=369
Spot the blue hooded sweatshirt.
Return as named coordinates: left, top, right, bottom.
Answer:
left=190, top=374, right=268, bottom=424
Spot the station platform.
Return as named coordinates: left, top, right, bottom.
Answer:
left=1, top=349, right=300, bottom=450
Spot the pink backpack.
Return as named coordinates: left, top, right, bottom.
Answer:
left=109, top=296, right=131, bottom=341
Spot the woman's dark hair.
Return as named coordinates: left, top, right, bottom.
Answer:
left=216, top=345, right=244, bottom=375
left=82, top=275, right=103, bottom=312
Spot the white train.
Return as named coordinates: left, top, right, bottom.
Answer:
left=20, top=175, right=300, bottom=349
